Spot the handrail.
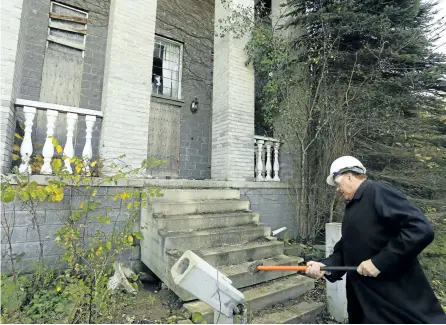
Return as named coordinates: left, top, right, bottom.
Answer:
left=15, top=99, right=103, bottom=117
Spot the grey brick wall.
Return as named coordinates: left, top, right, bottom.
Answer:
left=1, top=186, right=141, bottom=274
left=154, top=0, right=214, bottom=180
left=0, top=0, right=27, bottom=173
left=6, top=0, right=109, bottom=170
left=240, top=187, right=298, bottom=238
left=18, top=0, right=110, bottom=111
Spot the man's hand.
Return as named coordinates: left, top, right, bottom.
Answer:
left=357, top=259, right=380, bottom=277
left=305, top=261, right=326, bottom=280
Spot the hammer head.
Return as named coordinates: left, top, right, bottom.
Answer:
left=248, top=261, right=264, bottom=275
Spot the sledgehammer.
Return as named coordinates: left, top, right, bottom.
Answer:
left=248, top=261, right=357, bottom=274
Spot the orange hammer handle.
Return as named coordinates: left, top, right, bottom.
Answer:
left=256, top=265, right=308, bottom=271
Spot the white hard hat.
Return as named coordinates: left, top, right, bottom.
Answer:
left=326, top=156, right=366, bottom=186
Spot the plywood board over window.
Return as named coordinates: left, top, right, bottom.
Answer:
left=40, top=1, right=87, bottom=107
left=36, top=2, right=88, bottom=151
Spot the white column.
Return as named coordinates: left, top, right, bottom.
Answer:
left=265, top=141, right=272, bottom=181
left=63, top=113, right=78, bottom=174
left=18, top=106, right=36, bottom=174
left=99, top=0, right=158, bottom=172
left=82, top=115, right=96, bottom=173
left=273, top=142, right=280, bottom=181
left=255, top=139, right=264, bottom=182
left=326, top=222, right=348, bottom=323
left=40, top=109, right=59, bottom=175
left=211, top=0, right=255, bottom=181
left=1, top=0, right=25, bottom=173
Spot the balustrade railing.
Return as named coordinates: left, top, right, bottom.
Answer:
left=14, top=99, right=103, bottom=175
left=254, top=135, right=281, bottom=182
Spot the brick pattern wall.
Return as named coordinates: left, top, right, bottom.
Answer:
left=99, top=0, right=157, bottom=170
left=154, top=0, right=214, bottom=179
left=17, top=0, right=109, bottom=111
left=1, top=186, right=141, bottom=274
left=2, top=0, right=109, bottom=172
left=240, top=187, right=298, bottom=238
left=0, top=0, right=26, bottom=173
left=211, top=0, right=255, bottom=181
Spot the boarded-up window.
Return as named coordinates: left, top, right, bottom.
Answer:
left=39, top=2, right=88, bottom=107
left=152, top=36, right=183, bottom=100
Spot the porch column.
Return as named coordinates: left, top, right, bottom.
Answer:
left=99, top=0, right=158, bottom=172
left=211, top=0, right=255, bottom=181
left=0, top=0, right=25, bottom=173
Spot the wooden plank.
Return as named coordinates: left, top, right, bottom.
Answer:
left=40, top=48, right=83, bottom=107
left=148, top=100, right=180, bottom=178
left=47, top=35, right=85, bottom=51
left=49, top=12, right=88, bottom=24
left=15, top=99, right=103, bottom=117
left=49, top=21, right=87, bottom=35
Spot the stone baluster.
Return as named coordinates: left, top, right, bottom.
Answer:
left=265, top=141, right=272, bottom=181
left=40, top=109, right=59, bottom=175
left=19, top=106, right=37, bottom=174
left=273, top=142, right=281, bottom=181
left=63, top=113, right=78, bottom=174
left=255, top=139, right=264, bottom=181
left=82, top=115, right=96, bottom=173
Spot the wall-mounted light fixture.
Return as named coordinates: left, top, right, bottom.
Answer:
left=190, top=98, right=199, bottom=113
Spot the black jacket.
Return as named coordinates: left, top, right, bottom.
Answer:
left=321, top=180, right=446, bottom=324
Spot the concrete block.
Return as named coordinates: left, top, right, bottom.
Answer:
left=185, top=275, right=314, bottom=323
left=326, top=222, right=348, bottom=323
left=163, top=225, right=270, bottom=251
left=149, top=189, right=240, bottom=202
left=152, top=200, right=250, bottom=216
left=155, top=211, right=259, bottom=232
left=197, top=240, right=284, bottom=267
left=250, top=301, right=325, bottom=324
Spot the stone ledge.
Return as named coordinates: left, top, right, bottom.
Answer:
left=4, top=174, right=293, bottom=189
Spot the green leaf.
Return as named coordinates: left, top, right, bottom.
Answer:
left=133, top=232, right=144, bottom=240
left=1, top=188, right=15, bottom=203
left=19, top=191, right=30, bottom=201
left=51, top=137, right=59, bottom=147
left=106, top=241, right=112, bottom=250
left=192, top=312, right=204, bottom=323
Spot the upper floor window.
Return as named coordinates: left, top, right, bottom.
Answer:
left=152, top=36, right=183, bottom=100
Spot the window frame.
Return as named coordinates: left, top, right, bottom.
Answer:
left=152, top=35, right=184, bottom=100
left=47, top=1, right=88, bottom=57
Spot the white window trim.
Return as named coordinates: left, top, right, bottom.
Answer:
left=154, top=35, right=184, bottom=100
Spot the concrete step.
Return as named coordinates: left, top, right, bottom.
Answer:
left=149, top=189, right=240, bottom=202
left=218, top=255, right=303, bottom=289
left=184, top=275, right=314, bottom=324
left=250, top=301, right=325, bottom=324
left=152, top=200, right=250, bottom=216
left=155, top=211, right=259, bottom=232
left=162, top=225, right=271, bottom=251
left=198, top=240, right=284, bottom=267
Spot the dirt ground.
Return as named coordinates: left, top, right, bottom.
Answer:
left=110, top=282, right=187, bottom=324
left=109, top=278, right=340, bottom=325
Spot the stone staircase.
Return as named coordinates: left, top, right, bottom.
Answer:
left=140, top=188, right=324, bottom=323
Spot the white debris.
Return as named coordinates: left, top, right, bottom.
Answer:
left=107, top=262, right=137, bottom=295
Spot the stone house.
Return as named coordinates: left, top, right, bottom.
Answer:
left=1, top=0, right=325, bottom=322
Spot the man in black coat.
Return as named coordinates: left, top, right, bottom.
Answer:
left=306, top=156, right=446, bottom=323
